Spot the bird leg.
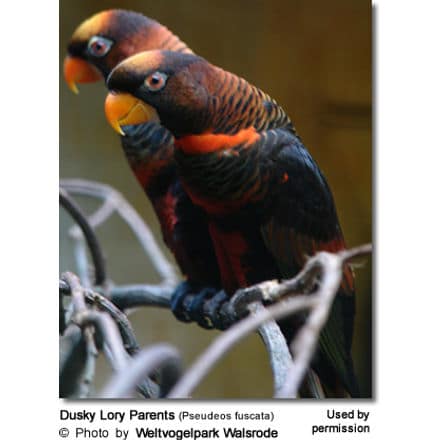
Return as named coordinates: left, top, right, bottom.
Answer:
left=170, top=282, right=231, bottom=329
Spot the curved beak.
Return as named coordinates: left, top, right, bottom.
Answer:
left=63, top=55, right=102, bottom=94
left=104, top=92, right=159, bottom=136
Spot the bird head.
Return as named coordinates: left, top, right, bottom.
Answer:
left=104, top=50, right=216, bottom=138
left=63, top=9, right=191, bottom=94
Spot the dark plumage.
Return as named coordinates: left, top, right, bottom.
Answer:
left=105, top=50, right=360, bottom=397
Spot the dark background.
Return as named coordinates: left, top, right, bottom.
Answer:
left=60, top=0, right=372, bottom=398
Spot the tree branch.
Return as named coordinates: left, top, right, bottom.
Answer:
left=168, top=295, right=317, bottom=398
left=60, top=179, right=178, bottom=289
left=83, top=290, right=140, bottom=356
left=100, top=344, right=182, bottom=398
left=252, top=303, right=294, bottom=395
left=60, top=272, right=160, bottom=398
left=59, top=189, right=107, bottom=286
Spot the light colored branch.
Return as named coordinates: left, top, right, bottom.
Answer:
left=252, top=303, right=294, bottom=395
left=100, top=344, right=182, bottom=398
left=84, top=289, right=140, bottom=356
left=61, top=272, right=160, bottom=398
left=167, top=295, right=317, bottom=398
left=62, top=272, right=88, bottom=313
left=60, top=179, right=179, bottom=289
left=73, top=310, right=127, bottom=371
left=61, top=272, right=99, bottom=397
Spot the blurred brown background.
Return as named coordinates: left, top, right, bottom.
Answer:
left=60, top=0, right=372, bottom=398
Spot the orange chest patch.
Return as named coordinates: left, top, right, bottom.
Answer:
left=175, top=127, right=260, bottom=154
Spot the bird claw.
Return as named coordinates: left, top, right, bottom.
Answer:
left=170, top=281, right=194, bottom=322
left=188, top=287, right=217, bottom=329
left=170, top=282, right=232, bottom=330
left=204, top=291, right=232, bottom=330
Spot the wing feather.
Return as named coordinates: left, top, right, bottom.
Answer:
left=260, top=130, right=359, bottom=396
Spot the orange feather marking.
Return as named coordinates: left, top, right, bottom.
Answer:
left=175, top=127, right=260, bottom=154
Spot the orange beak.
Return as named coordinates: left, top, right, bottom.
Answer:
left=104, top=92, right=159, bottom=136
left=63, top=55, right=102, bottom=94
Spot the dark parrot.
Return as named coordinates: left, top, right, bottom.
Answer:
left=63, top=10, right=224, bottom=326
left=103, top=50, right=360, bottom=397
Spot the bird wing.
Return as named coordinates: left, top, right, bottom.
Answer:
left=259, top=129, right=359, bottom=396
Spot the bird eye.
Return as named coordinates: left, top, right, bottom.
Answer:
left=87, top=36, right=113, bottom=58
left=145, top=72, right=168, bottom=92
